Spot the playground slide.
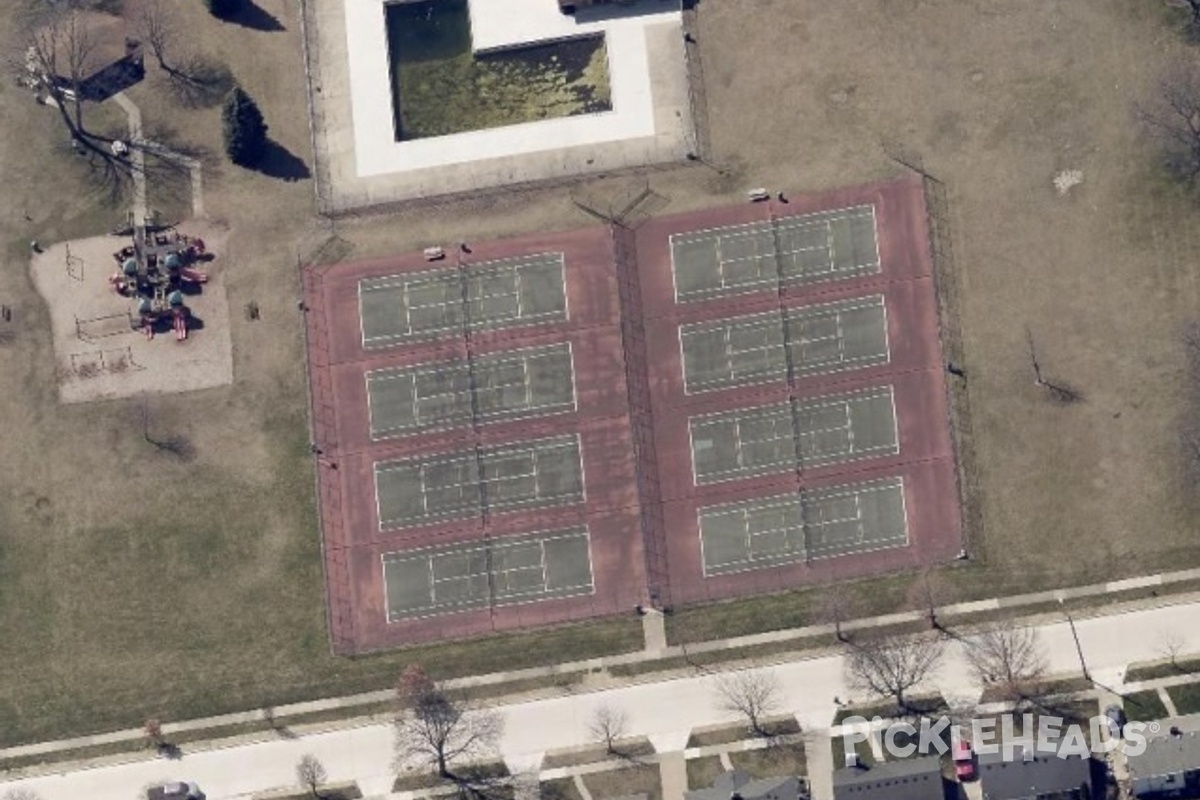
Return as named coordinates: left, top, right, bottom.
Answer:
left=179, top=267, right=208, bottom=284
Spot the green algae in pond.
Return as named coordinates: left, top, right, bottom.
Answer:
left=386, top=0, right=613, bottom=140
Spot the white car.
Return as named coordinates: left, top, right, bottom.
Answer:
left=147, top=782, right=203, bottom=800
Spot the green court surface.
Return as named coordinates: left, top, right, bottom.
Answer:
left=383, top=528, right=594, bottom=620
left=367, top=344, right=576, bottom=439
left=679, top=295, right=890, bottom=392
left=671, top=206, right=879, bottom=302
left=689, top=387, right=898, bottom=483
left=374, top=435, right=584, bottom=529
left=358, top=253, right=567, bottom=348
left=697, top=477, right=908, bottom=575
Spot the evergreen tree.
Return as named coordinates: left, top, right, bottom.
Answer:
left=222, top=86, right=268, bottom=167
left=205, top=0, right=243, bottom=19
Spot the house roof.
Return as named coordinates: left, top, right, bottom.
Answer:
left=831, top=756, right=944, bottom=800
left=976, top=748, right=1091, bottom=799
left=684, top=770, right=801, bottom=800
left=1127, top=731, right=1200, bottom=780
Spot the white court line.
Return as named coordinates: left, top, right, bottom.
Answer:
left=679, top=311, right=787, bottom=394
left=887, top=382, right=901, bottom=457
left=679, top=295, right=890, bottom=392
left=804, top=479, right=909, bottom=557
left=359, top=253, right=567, bottom=348
left=788, top=296, right=891, bottom=376
left=689, top=406, right=792, bottom=484
left=671, top=206, right=874, bottom=245
left=671, top=207, right=879, bottom=301
left=367, top=344, right=576, bottom=439
left=689, top=386, right=897, bottom=482
left=695, top=475, right=909, bottom=575
left=381, top=528, right=595, bottom=622
left=564, top=339, right=579, bottom=414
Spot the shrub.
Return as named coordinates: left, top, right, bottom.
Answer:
left=204, top=0, right=243, bottom=20
left=222, top=86, right=268, bottom=167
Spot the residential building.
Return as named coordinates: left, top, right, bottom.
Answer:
left=1128, top=729, right=1200, bottom=798
left=977, top=747, right=1091, bottom=800
left=831, top=756, right=944, bottom=800
left=685, top=769, right=803, bottom=800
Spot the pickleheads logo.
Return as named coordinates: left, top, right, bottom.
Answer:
left=839, top=713, right=1160, bottom=759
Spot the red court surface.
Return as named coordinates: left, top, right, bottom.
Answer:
left=303, top=176, right=963, bottom=653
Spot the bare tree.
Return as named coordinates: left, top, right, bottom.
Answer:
left=17, top=4, right=203, bottom=190
left=1158, top=632, right=1190, bottom=672
left=510, top=768, right=542, bottom=800
left=845, top=634, right=945, bottom=712
left=1138, top=62, right=1200, bottom=187
left=136, top=0, right=176, bottom=70
left=137, top=396, right=196, bottom=460
left=296, top=753, right=327, bottom=798
left=587, top=703, right=629, bottom=755
left=1026, top=328, right=1084, bottom=404
left=816, top=584, right=860, bottom=643
left=905, top=569, right=948, bottom=631
left=19, top=4, right=135, bottom=182
left=394, top=664, right=504, bottom=780
left=143, top=717, right=164, bottom=748
left=714, top=669, right=782, bottom=738
left=966, top=621, right=1047, bottom=700
left=135, top=0, right=232, bottom=107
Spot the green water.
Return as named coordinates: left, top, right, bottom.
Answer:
left=385, top=0, right=613, bottom=140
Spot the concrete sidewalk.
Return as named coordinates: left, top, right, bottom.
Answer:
left=5, top=566, right=1199, bottom=766
left=3, top=595, right=1200, bottom=800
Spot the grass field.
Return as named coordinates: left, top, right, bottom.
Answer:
left=1123, top=689, right=1170, bottom=720
left=1126, top=656, right=1200, bottom=682
left=6, top=0, right=1200, bottom=752
left=0, top=0, right=639, bottom=750
left=685, top=755, right=726, bottom=790
left=729, top=742, right=807, bottom=778
left=1168, top=681, right=1200, bottom=716
left=385, top=0, right=611, bottom=140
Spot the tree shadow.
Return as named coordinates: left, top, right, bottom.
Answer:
left=255, top=139, right=311, bottom=181
left=223, top=0, right=286, bottom=31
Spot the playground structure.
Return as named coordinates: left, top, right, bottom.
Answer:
left=108, top=225, right=211, bottom=342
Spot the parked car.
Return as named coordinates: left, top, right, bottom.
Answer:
left=1105, top=705, right=1127, bottom=738
left=147, top=782, right=203, bottom=800
left=954, top=738, right=976, bottom=781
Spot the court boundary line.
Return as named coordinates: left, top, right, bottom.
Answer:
left=373, top=433, right=586, bottom=531
left=365, top=342, right=579, bottom=440
left=694, top=475, right=909, bottom=577
left=787, top=294, right=891, bottom=380
left=357, top=252, right=569, bottom=349
left=679, top=294, right=891, bottom=395
left=669, top=205, right=881, bottom=303
left=687, top=385, right=900, bottom=484
left=696, top=493, right=799, bottom=579
left=380, top=526, right=597, bottom=623
left=678, top=308, right=787, bottom=395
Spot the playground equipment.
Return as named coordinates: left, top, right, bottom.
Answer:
left=134, top=286, right=190, bottom=342
left=110, top=227, right=209, bottom=299
left=109, top=225, right=208, bottom=343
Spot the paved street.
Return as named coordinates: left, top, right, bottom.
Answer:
left=3, top=599, right=1197, bottom=800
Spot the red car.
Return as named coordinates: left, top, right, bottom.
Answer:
left=954, top=739, right=976, bottom=781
